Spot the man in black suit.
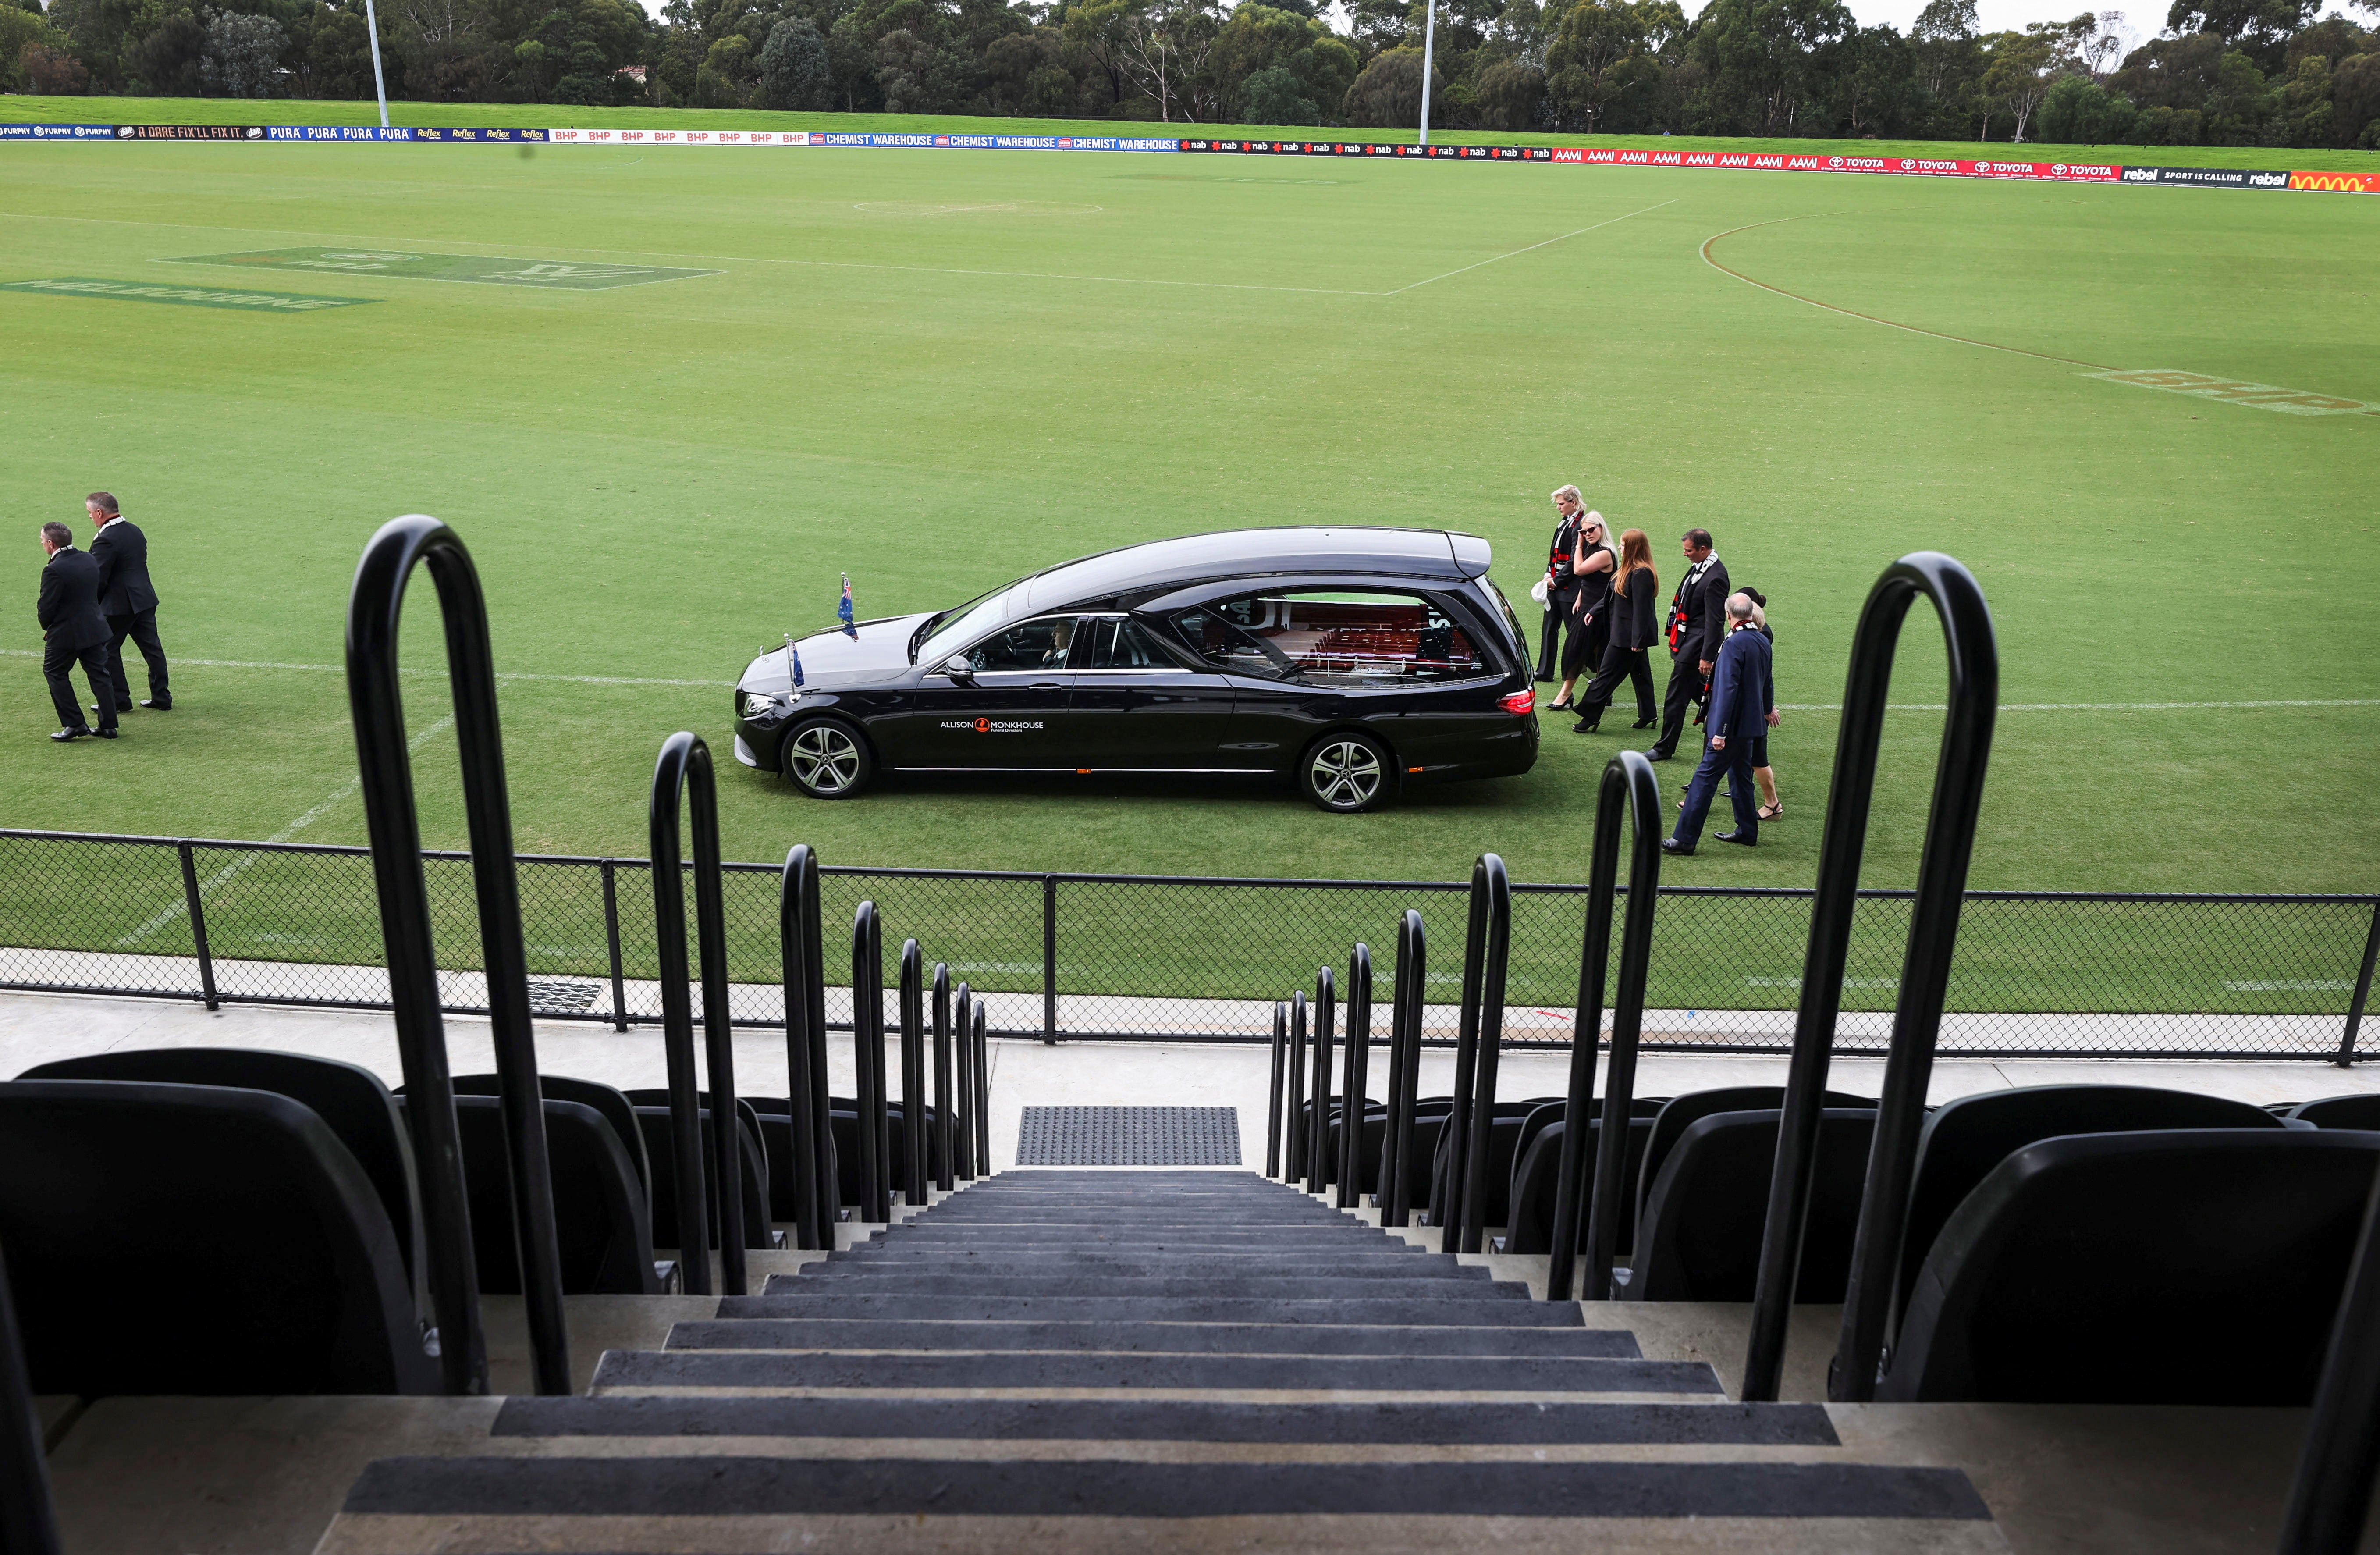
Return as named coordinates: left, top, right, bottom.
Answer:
left=36, top=522, right=117, bottom=742
left=86, top=492, right=170, bottom=713
left=1646, top=527, right=1730, bottom=762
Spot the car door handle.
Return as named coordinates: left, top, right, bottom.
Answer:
left=1029, top=681, right=1064, bottom=689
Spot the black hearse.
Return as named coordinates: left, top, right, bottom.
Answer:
left=731, top=527, right=1539, bottom=812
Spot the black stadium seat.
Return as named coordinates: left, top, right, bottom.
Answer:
left=1893, top=1085, right=2285, bottom=1317
left=20, top=1047, right=423, bottom=1295
left=0, top=1080, right=435, bottom=1396
left=635, top=1107, right=776, bottom=1251
left=448, top=1073, right=650, bottom=1206
left=1880, top=1129, right=2380, bottom=1404
left=395, top=1097, right=661, bottom=1295
left=1502, top=1115, right=1656, bottom=1256
left=2288, top=1094, right=2380, bottom=1130
left=1626, top=1109, right=1878, bottom=1302
left=1634, top=1087, right=1872, bottom=1240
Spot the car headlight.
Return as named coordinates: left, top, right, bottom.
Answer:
left=739, top=690, right=785, bottom=719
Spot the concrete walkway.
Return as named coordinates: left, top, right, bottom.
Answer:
left=6, top=989, right=2376, bottom=1171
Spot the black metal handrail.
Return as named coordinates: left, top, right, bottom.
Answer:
left=2281, top=1168, right=2380, bottom=1554
left=898, top=939, right=927, bottom=1208
left=1338, top=943, right=1374, bottom=1211
left=1378, top=910, right=1424, bottom=1226
left=933, top=963, right=956, bottom=1194
left=778, top=844, right=833, bottom=1249
left=953, top=981, right=977, bottom=1183
left=969, top=998, right=991, bottom=1177
left=650, top=731, right=747, bottom=1299
left=1308, top=966, right=1336, bottom=1193
left=345, top=514, right=567, bottom=1396
left=1449, top=854, right=1512, bottom=1256
left=1286, top=989, right=1310, bottom=1185
left=1545, top=751, right=1665, bottom=1302
left=1741, top=553, right=1998, bottom=1404
left=0, top=1245, right=61, bottom=1555
left=1265, top=1001, right=1287, bottom=1179
left=851, top=901, right=890, bottom=1222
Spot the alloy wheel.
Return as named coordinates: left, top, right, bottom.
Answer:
left=1310, top=739, right=1383, bottom=810
left=789, top=725, right=862, bottom=794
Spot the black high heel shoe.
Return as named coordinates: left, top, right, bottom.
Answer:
left=1632, top=716, right=1657, bottom=729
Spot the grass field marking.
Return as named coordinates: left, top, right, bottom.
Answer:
left=113, top=710, right=458, bottom=947
left=2086, top=368, right=2377, bottom=418
left=852, top=200, right=1105, bottom=216
left=0, top=276, right=374, bottom=311
left=0, top=647, right=714, bottom=688
left=1384, top=198, right=1680, bottom=295
left=1698, top=214, right=2111, bottom=370
left=155, top=247, right=724, bottom=291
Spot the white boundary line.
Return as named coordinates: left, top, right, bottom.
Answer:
left=6, top=646, right=2367, bottom=712
left=1385, top=198, right=1677, bottom=294
left=114, top=711, right=458, bottom=946
left=0, top=646, right=710, bottom=687
left=3, top=203, right=1673, bottom=300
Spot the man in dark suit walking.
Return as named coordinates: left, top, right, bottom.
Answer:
left=1646, top=527, right=1729, bottom=762
left=86, top=492, right=170, bottom=713
left=1665, top=594, right=1770, bottom=854
left=36, top=522, right=118, bottom=743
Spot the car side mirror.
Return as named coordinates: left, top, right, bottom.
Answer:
left=940, top=655, right=974, bottom=683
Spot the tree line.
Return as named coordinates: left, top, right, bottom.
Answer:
left=6, top=0, right=2377, bottom=148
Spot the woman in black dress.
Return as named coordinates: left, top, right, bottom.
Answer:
left=1570, top=527, right=1658, bottom=733
left=1537, top=486, right=1586, bottom=694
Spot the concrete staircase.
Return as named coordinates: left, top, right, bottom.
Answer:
left=314, top=1170, right=2003, bottom=1553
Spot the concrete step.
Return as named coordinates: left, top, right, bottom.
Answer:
left=799, top=1258, right=1490, bottom=1281
left=871, top=1228, right=1408, bottom=1245
left=661, top=1319, right=1637, bottom=1356
left=832, top=1248, right=1435, bottom=1266
left=588, top=1349, right=1723, bottom=1394
left=325, top=1455, right=1994, bottom=1530
left=493, top=1394, right=1806, bottom=1445
left=757, top=1273, right=1528, bottom=1300
left=718, top=1294, right=1585, bottom=1326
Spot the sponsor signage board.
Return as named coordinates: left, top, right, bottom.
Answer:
left=7, top=123, right=2373, bottom=195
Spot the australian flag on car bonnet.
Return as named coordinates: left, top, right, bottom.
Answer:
left=838, top=573, right=856, bottom=638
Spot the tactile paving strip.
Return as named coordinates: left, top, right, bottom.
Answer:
left=1016, top=1106, right=1241, bottom=1166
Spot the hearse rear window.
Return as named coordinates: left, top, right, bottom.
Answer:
left=1202, top=591, right=1483, bottom=684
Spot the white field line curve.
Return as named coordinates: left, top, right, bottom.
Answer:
left=1387, top=199, right=1679, bottom=295
left=1697, top=214, right=2110, bottom=370
left=114, top=711, right=458, bottom=947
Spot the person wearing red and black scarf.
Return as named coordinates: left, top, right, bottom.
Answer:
left=1645, top=527, right=1729, bottom=762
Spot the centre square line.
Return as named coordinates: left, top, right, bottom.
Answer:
left=4, top=201, right=1675, bottom=300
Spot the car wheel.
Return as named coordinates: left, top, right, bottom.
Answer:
left=781, top=717, right=873, bottom=799
left=1300, top=731, right=1393, bottom=814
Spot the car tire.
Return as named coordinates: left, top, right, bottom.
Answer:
left=780, top=716, right=874, bottom=799
left=1300, top=731, right=1394, bottom=814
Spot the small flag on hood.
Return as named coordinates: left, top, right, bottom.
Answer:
left=784, top=634, right=804, bottom=689
left=838, top=573, right=856, bottom=638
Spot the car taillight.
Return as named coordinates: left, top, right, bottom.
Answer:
left=1501, top=690, right=1536, bottom=716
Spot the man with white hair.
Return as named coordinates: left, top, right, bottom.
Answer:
left=1664, top=591, right=1768, bottom=854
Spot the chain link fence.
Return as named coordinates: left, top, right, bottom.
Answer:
left=2, top=828, right=2374, bottom=1060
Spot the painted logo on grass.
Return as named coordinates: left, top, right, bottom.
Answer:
left=1, top=277, right=374, bottom=312
left=155, top=248, right=719, bottom=291
left=2089, top=369, right=2379, bottom=418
